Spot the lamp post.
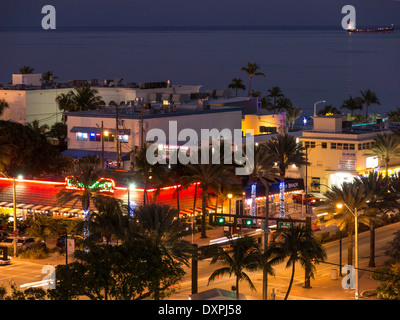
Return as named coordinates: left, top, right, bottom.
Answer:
left=227, top=194, right=233, bottom=234
left=312, top=181, right=343, bottom=276
left=128, top=183, right=135, bottom=219
left=313, top=100, right=326, bottom=117
left=12, top=177, right=17, bottom=257
left=337, top=203, right=359, bottom=299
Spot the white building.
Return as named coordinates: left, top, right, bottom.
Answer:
left=300, top=114, right=400, bottom=193
left=63, top=100, right=245, bottom=169
left=0, top=75, right=202, bottom=128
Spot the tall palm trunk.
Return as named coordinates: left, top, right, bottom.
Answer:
left=368, top=220, right=376, bottom=267
left=262, top=180, right=270, bottom=300
left=247, top=76, right=253, bottom=96
left=236, top=276, right=240, bottom=300
left=201, top=188, right=207, bottom=238
left=192, top=183, right=197, bottom=215
left=347, top=224, right=354, bottom=266
left=284, top=263, right=296, bottom=300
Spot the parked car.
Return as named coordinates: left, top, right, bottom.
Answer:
left=292, top=193, right=322, bottom=205
left=0, top=256, right=11, bottom=265
left=0, top=237, right=35, bottom=250
left=0, top=231, right=9, bottom=241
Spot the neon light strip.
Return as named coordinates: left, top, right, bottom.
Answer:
left=0, top=177, right=65, bottom=185
left=0, top=178, right=200, bottom=193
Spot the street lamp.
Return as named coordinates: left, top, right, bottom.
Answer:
left=313, top=100, right=326, bottom=117
left=227, top=194, right=232, bottom=214
left=337, top=202, right=359, bottom=300
left=128, top=183, right=135, bottom=218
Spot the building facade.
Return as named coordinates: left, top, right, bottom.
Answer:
left=300, top=115, right=400, bottom=194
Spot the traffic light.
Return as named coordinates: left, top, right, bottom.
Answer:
left=243, top=219, right=254, bottom=226
left=216, top=216, right=225, bottom=225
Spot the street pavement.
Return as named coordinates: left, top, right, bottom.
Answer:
left=173, top=221, right=399, bottom=300
left=1, top=220, right=398, bottom=301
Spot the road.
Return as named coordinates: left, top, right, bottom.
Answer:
left=0, top=222, right=398, bottom=300
left=170, top=221, right=400, bottom=300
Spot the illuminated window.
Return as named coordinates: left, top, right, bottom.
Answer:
left=76, top=132, right=88, bottom=141
left=103, top=133, right=114, bottom=142
left=89, top=133, right=101, bottom=142
left=119, top=135, right=129, bottom=143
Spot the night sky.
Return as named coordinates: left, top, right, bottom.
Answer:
left=1, top=0, right=399, bottom=28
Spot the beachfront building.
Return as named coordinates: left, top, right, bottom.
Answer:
left=0, top=74, right=202, bottom=128
left=63, top=101, right=244, bottom=169
left=299, top=114, right=400, bottom=194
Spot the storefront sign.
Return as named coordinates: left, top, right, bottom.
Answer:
left=342, top=152, right=356, bottom=159
left=338, top=159, right=356, bottom=171
left=65, top=177, right=115, bottom=193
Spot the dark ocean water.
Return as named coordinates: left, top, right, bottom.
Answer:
left=0, top=26, right=399, bottom=117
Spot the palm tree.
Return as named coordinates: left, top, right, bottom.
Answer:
left=249, top=89, right=262, bottom=97
left=58, top=86, right=102, bottom=112
left=260, top=96, right=273, bottom=111
left=27, top=120, right=49, bottom=136
left=387, top=108, right=400, bottom=122
left=42, top=71, right=57, bottom=86
left=285, top=105, right=302, bottom=129
left=360, top=89, right=381, bottom=121
left=131, top=146, right=168, bottom=205
left=183, top=156, right=238, bottom=238
left=264, top=134, right=306, bottom=180
left=319, top=181, right=372, bottom=265
left=269, top=226, right=326, bottom=300
left=264, top=134, right=306, bottom=218
left=56, top=161, right=109, bottom=239
left=241, top=62, right=265, bottom=96
left=317, top=104, right=341, bottom=116
left=365, top=133, right=400, bottom=177
left=19, top=66, right=34, bottom=74
left=247, top=143, right=279, bottom=299
left=267, top=87, right=284, bottom=112
left=0, top=99, right=9, bottom=116
left=131, top=203, right=193, bottom=300
left=349, top=113, right=365, bottom=124
left=0, top=128, right=15, bottom=172
left=356, top=172, right=396, bottom=267
left=228, top=78, right=246, bottom=96
left=208, top=236, right=264, bottom=300
left=276, top=97, right=293, bottom=113
left=55, top=92, right=74, bottom=124
left=341, top=95, right=363, bottom=115
left=89, top=197, right=126, bottom=244
left=167, top=162, right=190, bottom=212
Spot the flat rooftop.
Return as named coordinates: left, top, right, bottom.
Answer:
left=66, top=103, right=244, bottom=119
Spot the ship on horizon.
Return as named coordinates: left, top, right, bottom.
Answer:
left=346, top=23, right=394, bottom=33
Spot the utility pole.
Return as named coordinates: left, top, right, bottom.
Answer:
left=139, top=102, right=144, bottom=150
left=116, top=104, right=121, bottom=169
left=101, top=120, right=104, bottom=170
left=12, top=177, right=17, bottom=257
left=262, top=180, right=270, bottom=300
left=191, top=244, right=198, bottom=294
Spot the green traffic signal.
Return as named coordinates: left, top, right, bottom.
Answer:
left=244, top=219, right=253, bottom=226
left=216, top=216, right=225, bottom=225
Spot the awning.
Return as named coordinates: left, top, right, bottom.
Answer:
left=40, top=206, right=54, bottom=211
left=31, top=205, right=44, bottom=211
left=70, top=126, right=130, bottom=135
left=22, top=204, right=35, bottom=209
